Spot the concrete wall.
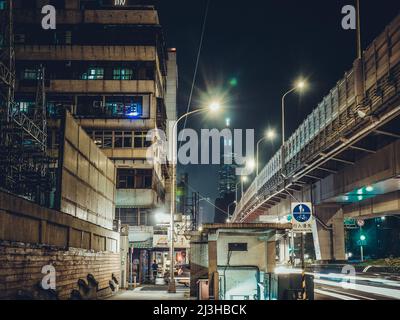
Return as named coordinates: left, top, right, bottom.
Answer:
left=0, top=191, right=120, bottom=300
left=15, top=4, right=160, bottom=25
left=189, top=233, right=209, bottom=298
left=15, top=45, right=157, bottom=61
left=216, top=234, right=267, bottom=270
left=60, top=112, right=116, bottom=230
left=116, top=189, right=162, bottom=208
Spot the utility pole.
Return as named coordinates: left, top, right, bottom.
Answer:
left=356, top=0, right=362, bottom=59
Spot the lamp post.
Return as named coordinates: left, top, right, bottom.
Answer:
left=240, top=176, right=248, bottom=199
left=281, top=80, right=307, bottom=267
left=256, top=129, right=276, bottom=175
left=235, top=181, right=240, bottom=203
left=235, top=176, right=248, bottom=204
left=168, top=102, right=221, bottom=293
left=227, top=201, right=236, bottom=222
left=281, top=80, right=307, bottom=147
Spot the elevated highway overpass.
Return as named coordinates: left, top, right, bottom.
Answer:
left=233, top=14, right=400, bottom=262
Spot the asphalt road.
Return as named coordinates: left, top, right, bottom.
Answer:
left=314, top=272, right=400, bottom=300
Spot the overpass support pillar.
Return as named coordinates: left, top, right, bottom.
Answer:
left=331, top=210, right=346, bottom=261
left=312, top=209, right=346, bottom=262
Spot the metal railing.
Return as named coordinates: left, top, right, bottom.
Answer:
left=234, top=13, right=400, bottom=221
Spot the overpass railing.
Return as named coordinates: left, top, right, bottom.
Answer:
left=234, top=13, right=400, bottom=220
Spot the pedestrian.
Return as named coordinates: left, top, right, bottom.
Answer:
left=151, top=260, right=158, bottom=283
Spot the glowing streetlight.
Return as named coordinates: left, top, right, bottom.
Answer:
left=281, top=79, right=308, bottom=145
left=168, top=101, right=222, bottom=293
left=266, top=129, right=276, bottom=140
left=295, top=80, right=307, bottom=91
left=209, top=101, right=221, bottom=112
left=256, top=129, right=277, bottom=175
left=235, top=176, right=248, bottom=203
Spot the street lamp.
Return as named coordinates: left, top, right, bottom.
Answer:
left=256, top=129, right=276, bottom=175
left=168, top=101, right=221, bottom=293
left=240, top=175, right=248, bottom=199
left=281, top=79, right=308, bottom=146
left=235, top=176, right=248, bottom=203
left=227, top=201, right=237, bottom=221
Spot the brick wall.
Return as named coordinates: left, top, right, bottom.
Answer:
left=0, top=191, right=121, bottom=300
left=0, top=241, right=120, bottom=300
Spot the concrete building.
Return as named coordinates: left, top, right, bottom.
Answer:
left=13, top=0, right=177, bottom=282
left=0, top=111, right=120, bottom=299
left=188, top=223, right=313, bottom=300
left=214, top=152, right=237, bottom=223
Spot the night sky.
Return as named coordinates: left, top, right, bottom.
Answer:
left=155, top=0, right=400, bottom=222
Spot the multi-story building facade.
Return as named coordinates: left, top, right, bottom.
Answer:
left=13, top=0, right=176, bottom=283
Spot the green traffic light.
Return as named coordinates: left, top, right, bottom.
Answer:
left=360, top=235, right=366, bottom=241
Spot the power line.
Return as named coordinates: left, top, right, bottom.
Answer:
left=182, top=180, right=229, bottom=217
left=178, top=0, right=210, bottom=149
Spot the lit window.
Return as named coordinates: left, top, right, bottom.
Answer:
left=22, top=69, right=39, bottom=80
left=82, top=68, right=104, bottom=80
left=17, top=101, right=34, bottom=113
left=105, top=96, right=143, bottom=118
left=113, top=68, right=133, bottom=80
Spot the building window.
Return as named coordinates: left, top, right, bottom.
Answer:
left=82, top=67, right=104, bottom=80
left=114, top=132, right=123, bottom=148
left=17, top=101, right=34, bottom=113
left=117, top=208, right=139, bottom=226
left=103, top=131, right=113, bottom=148
left=134, top=131, right=151, bottom=148
left=123, top=132, right=133, bottom=148
left=113, top=68, right=133, bottom=80
left=114, top=131, right=133, bottom=148
left=117, top=169, right=152, bottom=189
left=22, top=69, right=39, bottom=80
left=65, top=31, right=72, bottom=44
left=105, top=96, right=143, bottom=118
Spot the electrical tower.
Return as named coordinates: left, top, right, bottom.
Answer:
left=0, top=0, right=53, bottom=205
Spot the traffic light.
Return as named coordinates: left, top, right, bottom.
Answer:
left=360, top=235, right=366, bottom=241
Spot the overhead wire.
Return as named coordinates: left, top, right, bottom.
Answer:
left=178, top=0, right=211, bottom=149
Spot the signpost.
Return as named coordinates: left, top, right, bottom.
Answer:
left=290, top=202, right=313, bottom=300
left=291, top=202, right=313, bottom=233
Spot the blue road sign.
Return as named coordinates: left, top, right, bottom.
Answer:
left=292, top=203, right=312, bottom=223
